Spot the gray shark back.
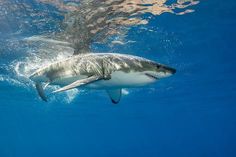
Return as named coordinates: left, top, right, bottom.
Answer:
left=40, top=53, right=157, bottom=81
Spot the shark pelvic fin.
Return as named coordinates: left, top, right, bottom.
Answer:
left=35, top=83, right=47, bottom=102
left=106, top=89, right=122, bottom=104
left=53, top=75, right=103, bottom=93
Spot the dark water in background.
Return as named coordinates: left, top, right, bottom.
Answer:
left=0, top=0, right=236, bottom=157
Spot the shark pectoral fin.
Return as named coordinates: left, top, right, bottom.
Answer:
left=35, top=83, right=47, bottom=102
left=106, top=89, right=122, bottom=104
left=52, top=75, right=103, bottom=93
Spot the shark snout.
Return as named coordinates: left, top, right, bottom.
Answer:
left=163, top=66, right=176, bottom=75
left=154, top=64, right=176, bottom=79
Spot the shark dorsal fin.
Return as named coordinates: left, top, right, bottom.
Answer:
left=73, top=49, right=90, bottom=55
left=73, top=44, right=90, bottom=55
left=106, top=89, right=122, bottom=104
left=53, top=75, right=103, bottom=93
left=35, top=83, right=47, bottom=102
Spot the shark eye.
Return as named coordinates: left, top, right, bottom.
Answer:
left=156, top=64, right=161, bottom=68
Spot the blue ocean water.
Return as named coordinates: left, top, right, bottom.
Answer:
left=0, top=0, right=236, bottom=157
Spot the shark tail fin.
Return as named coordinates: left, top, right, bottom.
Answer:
left=35, top=83, right=47, bottom=102
left=106, top=89, right=122, bottom=104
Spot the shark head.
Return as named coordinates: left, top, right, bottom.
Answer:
left=144, top=62, right=176, bottom=80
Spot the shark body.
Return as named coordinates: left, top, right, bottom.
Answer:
left=30, top=53, right=176, bottom=103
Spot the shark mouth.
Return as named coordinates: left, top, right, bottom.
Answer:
left=145, top=73, right=158, bottom=80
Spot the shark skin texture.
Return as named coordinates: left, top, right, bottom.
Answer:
left=30, top=53, right=176, bottom=104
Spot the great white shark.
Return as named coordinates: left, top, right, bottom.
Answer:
left=29, top=53, right=176, bottom=104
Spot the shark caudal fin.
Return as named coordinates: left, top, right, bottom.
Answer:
left=106, top=89, right=122, bottom=104
left=35, top=83, right=47, bottom=102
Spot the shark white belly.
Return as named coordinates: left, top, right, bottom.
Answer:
left=82, top=71, right=156, bottom=89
